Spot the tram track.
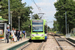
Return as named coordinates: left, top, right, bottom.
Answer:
left=41, top=34, right=60, bottom=50
left=19, top=41, right=44, bottom=50
left=54, top=36, right=63, bottom=50
left=53, top=34, right=75, bottom=50
left=17, top=33, right=74, bottom=50
left=37, top=42, right=44, bottom=50
left=20, top=42, right=32, bottom=50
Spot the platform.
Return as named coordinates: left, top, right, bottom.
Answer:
left=0, top=38, right=29, bottom=50
left=69, top=37, right=75, bottom=40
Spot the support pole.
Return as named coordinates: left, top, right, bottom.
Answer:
left=8, top=0, right=10, bottom=25
left=65, top=11, right=67, bottom=38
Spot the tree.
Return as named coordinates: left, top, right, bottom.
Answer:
left=48, top=26, right=50, bottom=31
left=32, top=14, right=40, bottom=19
left=54, top=0, right=75, bottom=34
left=0, top=0, right=33, bottom=32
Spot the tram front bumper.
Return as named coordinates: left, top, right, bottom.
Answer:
left=31, top=36, right=45, bottom=40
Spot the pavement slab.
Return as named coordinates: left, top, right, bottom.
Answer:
left=0, top=38, right=28, bottom=50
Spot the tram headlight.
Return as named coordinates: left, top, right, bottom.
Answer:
left=41, top=34, right=44, bottom=37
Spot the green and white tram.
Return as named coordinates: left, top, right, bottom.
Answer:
left=30, top=19, right=47, bottom=41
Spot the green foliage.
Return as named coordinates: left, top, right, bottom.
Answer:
left=53, top=21, right=59, bottom=31
left=32, top=14, right=40, bottom=19
left=71, top=33, right=75, bottom=37
left=54, top=0, right=75, bottom=34
left=48, top=26, right=50, bottom=31
left=0, top=0, right=32, bottom=32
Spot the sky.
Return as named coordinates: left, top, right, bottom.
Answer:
left=22, top=0, right=57, bottom=28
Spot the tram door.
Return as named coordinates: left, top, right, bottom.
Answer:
left=0, top=23, right=7, bottom=40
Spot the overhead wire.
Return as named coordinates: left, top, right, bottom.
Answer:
left=31, top=0, right=41, bottom=12
left=31, top=0, right=44, bottom=19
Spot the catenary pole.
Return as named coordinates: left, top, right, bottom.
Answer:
left=65, top=11, right=67, bottom=37
left=8, top=0, right=10, bottom=25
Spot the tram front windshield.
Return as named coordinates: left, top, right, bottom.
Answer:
left=32, top=20, right=43, bottom=32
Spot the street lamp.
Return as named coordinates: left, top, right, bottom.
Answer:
left=10, top=11, right=13, bottom=30
left=18, top=16, right=20, bottom=30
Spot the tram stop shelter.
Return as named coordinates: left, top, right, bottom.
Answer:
left=0, top=16, right=7, bottom=22
left=0, top=16, right=8, bottom=40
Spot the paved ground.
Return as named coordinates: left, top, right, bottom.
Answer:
left=41, top=35, right=60, bottom=50
left=23, top=42, right=43, bottom=50
left=17, top=34, right=60, bottom=50
left=59, top=41, right=75, bottom=50
left=0, top=38, right=28, bottom=50
left=0, top=33, right=74, bottom=50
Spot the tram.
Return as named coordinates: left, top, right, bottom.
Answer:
left=30, top=19, right=47, bottom=41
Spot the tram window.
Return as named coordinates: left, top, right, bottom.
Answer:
left=32, top=25, right=43, bottom=32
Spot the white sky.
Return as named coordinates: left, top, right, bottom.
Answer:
left=22, top=0, right=57, bottom=28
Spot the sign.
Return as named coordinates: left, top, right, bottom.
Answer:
left=0, top=30, right=3, bottom=35
left=32, top=20, right=43, bottom=23
left=0, top=23, right=6, bottom=40
left=32, top=20, right=43, bottom=25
